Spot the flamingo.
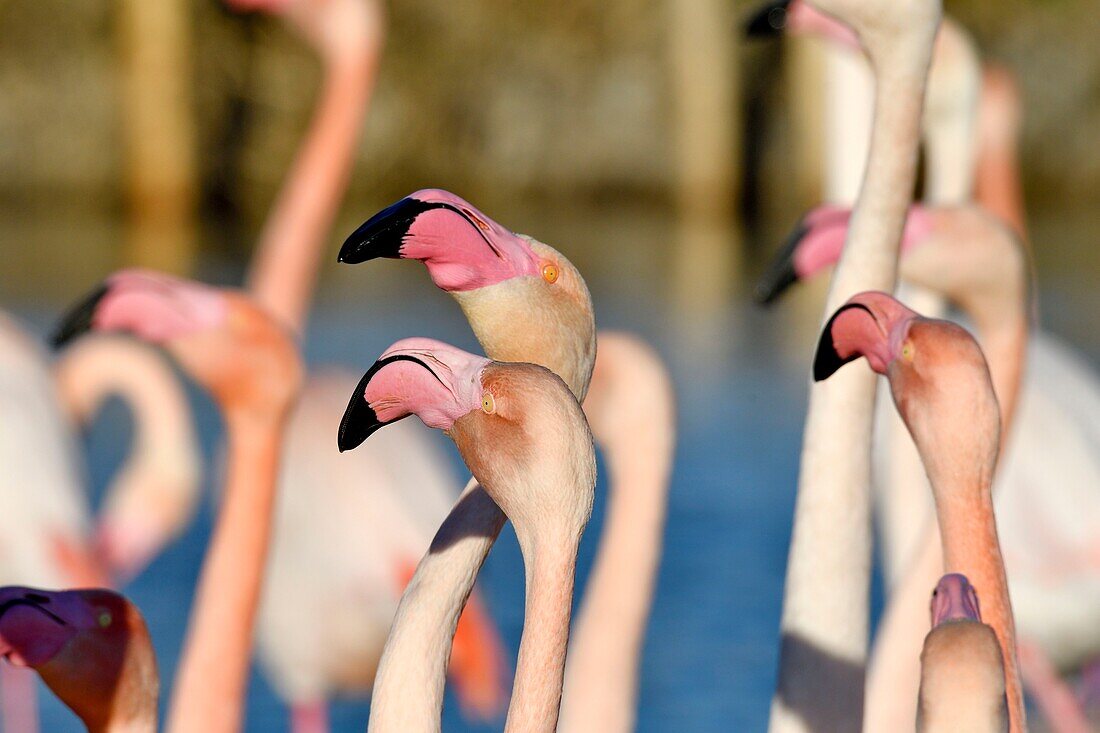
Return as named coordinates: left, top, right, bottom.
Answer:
left=918, top=574, right=1009, bottom=732
left=745, top=0, right=943, bottom=729
left=813, top=290, right=1024, bottom=730
left=757, top=79, right=1100, bottom=733
left=220, top=0, right=508, bottom=726
left=0, top=315, right=201, bottom=733
left=0, top=586, right=159, bottom=733
left=53, top=268, right=304, bottom=733
left=339, top=337, right=597, bottom=732
left=340, top=189, right=676, bottom=732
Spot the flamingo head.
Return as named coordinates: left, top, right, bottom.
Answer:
left=918, top=577, right=1007, bottom=732
left=340, top=338, right=595, bottom=541
left=754, top=206, right=935, bottom=305
left=930, top=573, right=982, bottom=627
left=815, top=291, right=1001, bottom=480
left=53, top=269, right=302, bottom=420
left=0, top=587, right=157, bottom=730
left=744, top=0, right=859, bottom=50
left=339, top=190, right=595, bottom=400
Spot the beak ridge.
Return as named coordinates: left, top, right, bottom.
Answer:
left=51, top=283, right=109, bottom=348
left=338, top=197, right=438, bottom=264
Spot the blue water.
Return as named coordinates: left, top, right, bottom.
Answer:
left=19, top=290, right=841, bottom=732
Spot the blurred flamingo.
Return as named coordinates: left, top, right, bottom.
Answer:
left=745, top=0, right=942, bottom=729
left=340, top=338, right=597, bottom=732
left=755, top=17, right=1100, bottom=722
left=54, top=268, right=304, bottom=733
left=339, top=189, right=676, bottom=732
left=918, top=574, right=1009, bottom=732
left=0, top=586, right=159, bottom=732
left=814, top=290, right=1025, bottom=730
left=223, top=0, right=509, bottom=727
left=0, top=315, right=199, bottom=733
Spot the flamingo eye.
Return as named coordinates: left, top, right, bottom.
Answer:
left=481, top=392, right=496, bottom=414
left=97, top=610, right=112, bottom=628
left=541, top=263, right=559, bottom=284
left=901, top=341, right=915, bottom=361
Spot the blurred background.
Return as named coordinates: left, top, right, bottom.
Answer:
left=0, top=0, right=1098, bottom=730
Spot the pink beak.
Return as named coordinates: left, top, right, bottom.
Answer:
left=338, top=337, right=490, bottom=452
left=930, top=573, right=983, bottom=627
left=813, top=291, right=920, bottom=381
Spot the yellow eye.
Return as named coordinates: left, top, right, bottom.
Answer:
left=541, top=263, right=559, bottom=284
left=481, top=392, right=495, bottom=414
left=97, top=610, right=112, bottom=628
left=901, top=342, right=915, bottom=361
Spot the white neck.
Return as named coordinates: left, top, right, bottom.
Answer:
left=558, top=402, right=668, bottom=726
left=367, top=481, right=505, bottom=733
left=769, top=10, right=939, bottom=732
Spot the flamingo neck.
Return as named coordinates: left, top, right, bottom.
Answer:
left=970, top=312, right=1028, bottom=442
left=164, top=411, right=286, bottom=733
left=921, top=19, right=980, bottom=206
left=246, top=52, right=379, bottom=334
left=506, top=532, right=581, bottom=733
left=559, top=414, right=672, bottom=731
left=921, top=441, right=1024, bottom=731
left=771, top=18, right=939, bottom=732
left=54, top=337, right=199, bottom=510
left=367, top=481, right=506, bottom=733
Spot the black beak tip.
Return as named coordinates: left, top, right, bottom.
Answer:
left=753, top=221, right=807, bottom=307
left=50, top=283, right=109, bottom=349
left=744, top=0, right=791, bottom=37
left=337, top=366, right=391, bottom=452
left=811, top=303, right=870, bottom=381
left=338, top=196, right=437, bottom=265
left=812, top=336, right=846, bottom=382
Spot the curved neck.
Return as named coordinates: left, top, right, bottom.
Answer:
left=54, top=337, right=198, bottom=497
left=771, top=20, right=939, bottom=733
left=164, top=410, right=287, bottom=733
left=559, top=415, right=672, bottom=732
left=368, top=481, right=506, bottom=733
left=246, top=53, right=379, bottom=334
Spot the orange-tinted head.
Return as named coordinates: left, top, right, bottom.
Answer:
left=339, top=191, right=596, bottom=400
left=0, top=587, right=158, bottom=731
left=53, top=269, right=303, bottom=422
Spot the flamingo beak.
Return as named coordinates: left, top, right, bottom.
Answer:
left=744, top=0, right=791, bottom=37
left=338, top=339, right=490, bottom=452
left=0, top=589, right=73, bottom=669
left=930, top=573, right=983, bottom=627
left=338, top=196, right=441, bottom=264
left=51, top=284, right=110, bottom=347
left=754, top=218, right=808, bottom=305
left=337, top=354, right=430, bottom=452
left=813, top=302, right=876, bottom=381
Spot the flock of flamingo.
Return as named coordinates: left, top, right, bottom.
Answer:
left=0, top=0, right=1095, bottom=731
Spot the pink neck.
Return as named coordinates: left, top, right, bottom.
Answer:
left=506, top=535, right=579, bottom=733
left=164, top=411, right=286, bottom=733
left=246, top=53, right=379, bottom=333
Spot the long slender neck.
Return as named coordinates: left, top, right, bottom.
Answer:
left=54, top=338, right=198, bottom=497
left=770, top=20, right=938, bottom=733
left=164, top=411, right=286, bottom=733
left=368, top=480, right=506, bottom=733
left=926, top=465, right=1024, bottom=731
left=559, top=390, right=673, bottom=732
left=246, top=53, right=378, bottom=334
left=93, top=710, right=157, bottom=733
left=922, top=20, right=980, bottom=206
left=506, top=532, right=581, bottom=733
left=970, top=309, right=1028, bottom=441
